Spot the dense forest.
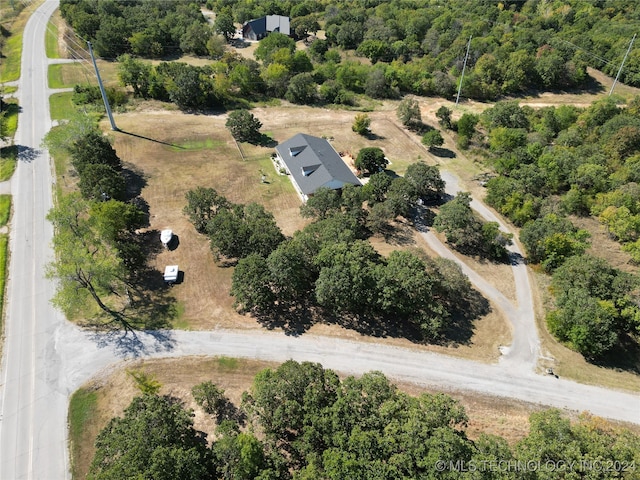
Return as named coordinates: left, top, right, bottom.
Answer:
left=60, top=0, right=640, bottom=110
left=87, top=361, right=640, bottom=480
left=451, top=97, right=640, bottom=362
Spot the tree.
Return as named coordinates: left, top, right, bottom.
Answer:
left=254, top=32, right=295, bottom=64
left=180, top=22, right=212, bottom=56
left=166, top=64, right=211, bottom=110
left=89, top=394, right=214, bottom=480
left=404, top=162, right=445, bottom=202
left=285, top=72, right=317, bottom=104
left=362, top=171, right=392, bottom=204
left=435, top=105, right=452, bottom=129
left=456, top=113, right=478, bottom=138
left=46, top=194, right=128, bottom=320
left=357, top=39, right=391, bottom=63
left=214, top=8, right=235, bottom=42
left=433, top=192, right=477, bottom=250
left=207, top=203, right=284, bottom=260
left=192, top=381, right=227, bottom=418
left=421, top=129, right=444, bottom=151
left=376, top=250, right=446, bottom=337
left=483, top=100, right=529, bottom=129
left=355, top=147, right=388, bottom=175
left=266, top=238, right=317, bottom=302
left=213, top=432, right=267, bottom=480
left=434, top=192, right=511, bottom=259
left=520, top=214, right=590, bottom=271
left=231, top=253, right=276, bottom=313
left=117, top=54, right=153, bottom=98
left=261, top=62, right=290, bottom=97
left=206, top=34, right=226, bottom=59
left=245, top=361, right=340, bottom=466
left=290, top=15, right=320, bottom=40
left=385, top=177, right=419, bottom=218
left=225, top=110, right=262, bottom=143
left=300, top=187, right=341, bottom=219
left=77, top=163, right=126, bottom=202
left=352, top=113, right=371, bottom=136
left=90, top=200, right=146, bottom=270
left=184, top=187, right=230, bottom=233
left=396, top=97, right=422, bottom=129
left=69, top=130, right=121, bottom=176
left=314, top=241, right=380, bottom=314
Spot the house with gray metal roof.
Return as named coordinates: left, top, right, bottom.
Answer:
left=242, top=15, right=290, bottom=41
left=275, top=133, right=361, bottom=201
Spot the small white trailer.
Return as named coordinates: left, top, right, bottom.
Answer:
left=164, top=265, right=179, bottom=284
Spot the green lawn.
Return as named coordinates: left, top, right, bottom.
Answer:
left=0, top=195, right=11, bottom=226
left=50, top=92, right=76, bottom=121
left=0, top=146, right=18, bottom=181
left=48, top=63, right=91, bottom=89
left=68, top=388, right=98, bottom=480
left=45, top=19, right=60, bottom=58
left=0, top=235, right=8, bottom=326
left=0, top=33, right=22, bottom=82
left=2, top=100, right=19, bottom=138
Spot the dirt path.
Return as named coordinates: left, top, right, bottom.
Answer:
left=417, top=171, right=540, bottom=372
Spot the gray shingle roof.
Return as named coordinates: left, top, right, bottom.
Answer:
left=275, top=134, right=361, bottom=196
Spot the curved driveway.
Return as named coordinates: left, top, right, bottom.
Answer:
left=0, top=2, right=638, bottom=479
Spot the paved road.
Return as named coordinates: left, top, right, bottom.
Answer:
left=0, top=1, right=69, bottom=478
left=0, top=2, right=637, bottom=479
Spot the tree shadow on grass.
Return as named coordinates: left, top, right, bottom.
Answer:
left=591, top=334, right=640, bottom=374
left=437, top=289, right=491, bottom=347
left=365, top=132, right=385, bottom=141
left=84, top=286, right=179, bottom=357
left=253, top=301, right=317, bottom=336
left=80, top=261, right=183, bottom=356
left=429, top=146, right=456, bottom=158
left=378, top=222, right=416, bottom=246
left=255, top=134, right=277, bottom=148
left=122, top=163, right=147, bottom=201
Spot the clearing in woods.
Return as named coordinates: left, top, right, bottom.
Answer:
left=98, top=102, right=511, bottom=362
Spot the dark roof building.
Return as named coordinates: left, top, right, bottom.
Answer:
left=242, top=15, right=290, bottom=41
left=275, top=133, right=361, bottom=201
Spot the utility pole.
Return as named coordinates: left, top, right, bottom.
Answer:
left=609, top=34, right=636, bottom=96
left=87, top=41, right=118, bottom=131
left=456, top=36, right=472, bottom=106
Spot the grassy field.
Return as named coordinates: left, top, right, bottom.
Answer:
left=0, top=0, right=44, bottom=82
left=48, top=63, right=90, bottom=89
left=0, top=32, right=23, bottom=83
left=0, top=235, right=8, bottom=331
left=45, top=15, right=60, bottom=58
left=2, top=98, right=19, bottom=137
left=68, top=388, right=98, bottom=479
left=0, top=194, right=11, bottom=226
left=49, top=91, right=76, bottom=121
left=96, top=105, right=512, bottom=364
left=0, top=146, right=17, bottom=181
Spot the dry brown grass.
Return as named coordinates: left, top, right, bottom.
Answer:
left=570, top=215, right=636, bottom=273
left=106, top=111, right=305, bottom=330
left=99, top=104, right=511, bottom=362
